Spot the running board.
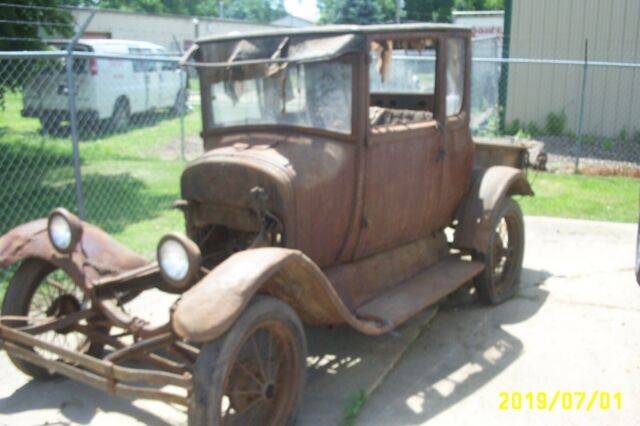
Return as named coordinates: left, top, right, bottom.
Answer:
left=356, top=257, right=484, bottom=328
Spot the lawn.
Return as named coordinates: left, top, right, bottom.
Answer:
left=519, top=171, right=638, bottom=223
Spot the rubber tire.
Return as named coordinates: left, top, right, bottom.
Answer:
left=39, top=117, right=61, bottom=135
left=110, top=97, right=130, bottom=133
left=1, top=258, right=105, bottom=380
left=172, top=88, right=188, bottom=115
left=473, top=197, right=525, bottom=305
left=189, top=295, right=307, bottom=426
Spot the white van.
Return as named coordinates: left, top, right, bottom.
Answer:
left=22, top=39, right=187, bottom=133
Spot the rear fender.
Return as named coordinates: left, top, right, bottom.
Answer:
left=0, top=219, right=149, bottom=286
left=453, top=166, right=533, bottom=254
left=172, top=248, right=387, bottom=343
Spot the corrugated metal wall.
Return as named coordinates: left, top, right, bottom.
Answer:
left=505, top=0, right=640, bottom=137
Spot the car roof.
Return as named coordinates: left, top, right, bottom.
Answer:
left=196, top=23, right=471, bottom=45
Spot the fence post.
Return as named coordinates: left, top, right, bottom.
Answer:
left=65, top=9, right=97, bottom=218
left=179, top=67, right=186, bottom=161
left=575, top=39, right=589, bottom=174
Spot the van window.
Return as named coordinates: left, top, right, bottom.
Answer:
left=446, top=38, right=465, bottom=116
left=129, top=47, right=156, bottom=72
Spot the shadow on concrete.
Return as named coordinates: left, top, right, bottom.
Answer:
left=0, top=375, right=183, bottom=425
left=355, top=267, right=553, bottom=425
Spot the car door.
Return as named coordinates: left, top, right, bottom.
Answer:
left=438, top=36, right=474, bottom=229
left=354, top=36, right=445, bottom=259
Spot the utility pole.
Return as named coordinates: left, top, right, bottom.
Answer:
left=219, top=2, right=225, bottom=19
left=396, top=0, right=402, bottom=23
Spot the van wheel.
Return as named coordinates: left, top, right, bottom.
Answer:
left=473, top=197, right=525, bottom=305
left=189, top=296, right=307, bottom=426
left=111, top=98, right=130, bottom=132
left=172, top=89, right=188, bottom=115
left=39, top=117, right=61, bottom=135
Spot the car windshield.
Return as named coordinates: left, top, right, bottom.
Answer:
left=206, top=59, right=353, bottom=134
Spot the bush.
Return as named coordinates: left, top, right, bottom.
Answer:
left=618, top=128, right=629, bottom=143
left=504, top=119, right=521, bottom=136
left=527, top=121, right=542, bottom=136
left=545, top=111, right=567, bottom=136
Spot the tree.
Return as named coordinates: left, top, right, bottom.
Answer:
left=0, top=0, right=74, bottom=51
left=454, top=0, right=504, bottom=11
left=404, top=0, right=454, bottom=23
left=223, top=0, right=286, bottom=22
left=318, top=0, right=385, bottom=25
left=92, top=0, right=287, bottom=23
left=0, top=1, right=74, bottom=107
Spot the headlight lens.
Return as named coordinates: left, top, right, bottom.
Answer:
left=47, top=208, right=82, bottom=254
left=159, top=239, right=189, bottom=282
left=156, top=233, right=201, bottom=291
left=49, top=214, right=72, bottom=251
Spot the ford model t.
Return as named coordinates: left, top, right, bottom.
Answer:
left=0, top=24, right=532, bottom=425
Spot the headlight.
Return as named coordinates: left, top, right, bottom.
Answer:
left=157, top=232, right=201, bottom=291
left=47, top=208, right=82, bottom=254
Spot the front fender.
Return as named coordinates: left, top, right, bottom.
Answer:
left=172, top=248, right=389, bottom=343
left=453, top=166, right=534, bottom=254
left=0, top=219, right=149, bottom=286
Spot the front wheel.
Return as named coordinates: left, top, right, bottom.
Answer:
left=189, top=295, right=307, bottom=426
left=473, top=197, right=525, bottom=305
left=1, top=258, right=106, bottom=380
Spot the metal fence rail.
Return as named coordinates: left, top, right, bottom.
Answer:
left=1, top=47, right=639, bottom=293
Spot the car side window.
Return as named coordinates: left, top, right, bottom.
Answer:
left=446, top=38, right=465, bottom=117
left=368, top=38, right=437, bottom=128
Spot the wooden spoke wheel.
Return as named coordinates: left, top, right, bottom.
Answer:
left=190, top=296, right=307, bottom=426
left=473, top=197, right=525, bottom=305
left=1, top=258, right=106, bottom=380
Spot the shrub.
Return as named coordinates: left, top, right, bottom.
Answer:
left=527, top=121, right=542, bottom=136
left=618, top=128, right=629, bottom=143
left=545, top=111, right=567, bottom=136
left=504, top=119, right=521, bottom=136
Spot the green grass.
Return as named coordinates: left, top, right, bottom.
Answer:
left=519, top=172, right=638, bottom=223
left=341, top=389, right=368, bottom=426
left=0, top=90, right=199, bottom=293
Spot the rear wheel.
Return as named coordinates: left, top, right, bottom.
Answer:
left=1, top=258, right=105, bottom=380
left=473, top=197, right=525, bottom=305
left=172, top=88, right=188, bottom=115
left=189, top=295, right=307, bottom=426
left=110, top=97, right=130, bottom=132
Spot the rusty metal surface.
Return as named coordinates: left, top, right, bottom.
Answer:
left=356, top=257, right=484, bottom=327
left=453, top=166, right=534, bottom=254
left=181, top=133, right=357, bottom=268
left=172, top=247, right=409, bottom=343
left=327, top=232, right=448, bottom=309
left=0, top=219, right=148, bottom=282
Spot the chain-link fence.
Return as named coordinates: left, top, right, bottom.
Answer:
left=471, top=52, right=640, bottom=174
left=2, top=36, right=640, bottom=292
left=0, top=49, right=202, bottom=291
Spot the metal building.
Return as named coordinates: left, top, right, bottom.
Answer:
left=503, top=0, right=640, bottom=137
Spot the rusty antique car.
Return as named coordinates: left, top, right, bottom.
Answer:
left=0, top=24, right=533, bottom=425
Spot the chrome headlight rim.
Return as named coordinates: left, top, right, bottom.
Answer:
left=156, top=232, right=201, bottom=291
left=47, top=208, right=82, bottom=254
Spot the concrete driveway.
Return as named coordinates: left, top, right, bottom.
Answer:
left=0, top=216, right=638, bottom=425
